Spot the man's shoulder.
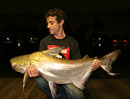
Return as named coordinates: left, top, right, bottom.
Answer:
left=66, top=35, right=78, bottom=43
left=66, top=35, right=77, bottom=41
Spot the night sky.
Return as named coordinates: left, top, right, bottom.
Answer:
left=0, top=0, right=130, bottom=14
left=0, top=0, right=130, bottom=37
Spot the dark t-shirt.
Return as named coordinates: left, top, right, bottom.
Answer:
left=39, top=35, right=81, bottom=59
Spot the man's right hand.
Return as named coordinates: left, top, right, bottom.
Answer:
left=27, top=65, right=40, bottom=77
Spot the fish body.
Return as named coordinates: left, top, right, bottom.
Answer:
left=10, top=47, right=121, bottom=99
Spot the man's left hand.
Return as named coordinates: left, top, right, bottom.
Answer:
left=92, top=59, right=100, bottom=71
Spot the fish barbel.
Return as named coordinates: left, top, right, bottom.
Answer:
left=10, top=47, right=121, bottom=99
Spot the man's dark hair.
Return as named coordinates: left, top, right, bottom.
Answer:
left=45, top=8, right=67, bottom=23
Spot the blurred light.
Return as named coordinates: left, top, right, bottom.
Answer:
left=7, top=37, right=10, bottom=41
left=30, top=38, right=33, bottom=40
left=112, top=39, right=117, bottom=43
left=112, top=39, right=120, bottom=44
left=122, top=39, right=129, bottom=46
left=99, top=43, right=101, bottom=47
left=113, top=43, right=118, bottom=50
left=99, top=37, right=101, bottom=40
left=123, top=39, right=129, bottom=44
left=18, top=43, right=21, bottom=47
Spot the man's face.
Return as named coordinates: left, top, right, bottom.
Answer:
left=46, top=16, right=61, bottom=35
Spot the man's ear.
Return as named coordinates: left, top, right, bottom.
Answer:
left=59, top=19, right=64, bottom=25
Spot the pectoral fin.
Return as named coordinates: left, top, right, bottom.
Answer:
left=48, top=81, right=57, bottom=99
left=23, top=71, right=29, bottom=89
left=22, top=71, right=29, bottom=98
left=73, top=81, right=84, bottom=90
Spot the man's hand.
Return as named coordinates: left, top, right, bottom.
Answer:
left=27, top=65, right=40, bottom=77
left=92, top=59, right=100, bottom=71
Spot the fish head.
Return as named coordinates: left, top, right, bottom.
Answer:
left=10, top=54, right=30, bottom=74
left=10, top=51, right=45, bottom=74
left=10, top=47, right=65, bottom=74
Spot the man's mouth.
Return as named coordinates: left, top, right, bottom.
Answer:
left=49, top=29, right=53, bottom=32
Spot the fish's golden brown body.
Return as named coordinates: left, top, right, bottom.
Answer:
left=10, top=47, right=121, bottom=99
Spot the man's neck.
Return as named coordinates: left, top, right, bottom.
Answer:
left=54, top=29, right=66, bottom=39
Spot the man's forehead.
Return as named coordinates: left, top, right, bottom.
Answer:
left=46, top=16, right=57, bottom=22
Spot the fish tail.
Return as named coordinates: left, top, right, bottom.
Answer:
left=100, top=49, right=121, bottom=76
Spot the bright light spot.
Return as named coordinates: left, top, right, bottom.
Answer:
left=7, top=37, right=10, bottom=40
left=99, top=37, right=101, bottom=40
left=18, top=43, right=21, bottom=47
left=30, top=38, right=33, bottom=40
left=99, top=43, right=101, bottom=47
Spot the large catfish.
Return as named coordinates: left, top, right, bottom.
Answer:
left=10, top=47, right=120, bottom=99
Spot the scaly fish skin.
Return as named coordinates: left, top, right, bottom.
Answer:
left=10, top=47, right=121, bottom=99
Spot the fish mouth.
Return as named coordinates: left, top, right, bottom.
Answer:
left=10, top=62, right=17, bottom=67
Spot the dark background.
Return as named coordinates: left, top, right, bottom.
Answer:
left=0, top=0, right=130, bottom=78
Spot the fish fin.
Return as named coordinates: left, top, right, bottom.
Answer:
left=73, top=81, right=84, bottom=90
left=48, top=81, right=57, bottom=99
left=73, top=68, right=92, bottom=90
left=101, top=65, right=120, bottom=76
left=23, top=71, right=29, bottom=91
left=83, top=55, right=89, bottom=59
left=100, top=50, right=121, bottom=76
left=22, top=71, right=29, bottom=99
left=43, top=46, right=65, bottom=57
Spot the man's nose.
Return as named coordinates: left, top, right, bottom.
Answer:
left=47, top=24, right=50, bottom=28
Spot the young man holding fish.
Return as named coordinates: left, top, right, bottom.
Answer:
left=27, top=8, right=100, bottom=99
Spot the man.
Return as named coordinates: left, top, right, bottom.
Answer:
left=27, top=8, right=100, bottom=99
